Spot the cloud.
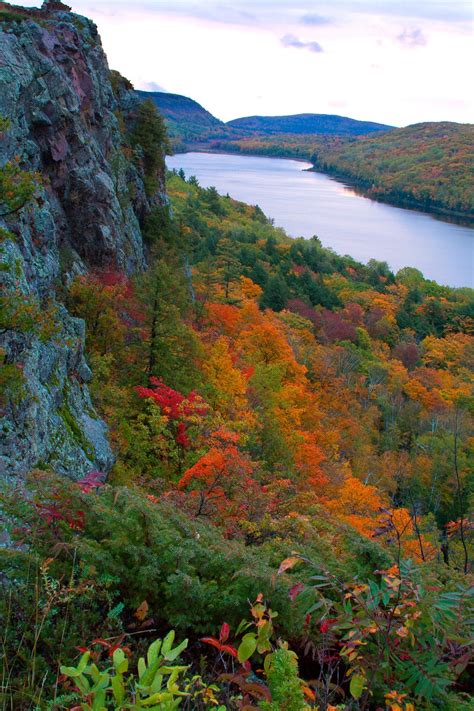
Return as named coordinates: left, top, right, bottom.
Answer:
left=11, top=0, right=473, bottom=26
left=139, top=80, right=168, bottom=92
left=281, top=34, right=324, bottom=52
left=321, top=0, right=471, bottom=23
left=300, top=13, right=332, bottom=25
left=396, top=28, right=427, bottom=48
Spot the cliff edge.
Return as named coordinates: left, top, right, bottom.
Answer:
left=0, top=2, right=165, bottom=477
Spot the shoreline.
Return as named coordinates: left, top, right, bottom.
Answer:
left=170, top=146, right=313, bottom=166
left=309, top=165, right=474, bottom=227
left=168, top=148, right=474, bottom=228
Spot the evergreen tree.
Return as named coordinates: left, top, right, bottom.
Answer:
left=216, top=239, right=242, bottom=300
left=260, top=274, right=288, bottom=312
left=131, top=99, right=169, bottom=195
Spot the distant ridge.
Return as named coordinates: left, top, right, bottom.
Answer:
left=136, top=90, right=224, bottom=131
left=136, top=90, right=393, bottom=144
left=227, top=113, right=393, bottom=136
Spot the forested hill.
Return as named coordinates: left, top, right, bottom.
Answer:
left=311, top=121, right=474, bottom=218
left=136, top=89, right=264, bottom=149
left=135, top=89, right=239, bottom=146
left=227, top=112, right=392, bottom=135
left=136, top=89, right=391, bottom=148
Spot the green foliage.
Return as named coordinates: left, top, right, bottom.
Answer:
left=1, top=473, right=307, bottom=638
left=261, top=647, right=308, bottom=711
left=131, top=99, right=169, bottom=195
left=0, top=9, right=29, bottom=23
left=143, top=203, right=175, bottom=245
left=0, top=158, right=38, bottom=217
left=0, top=289, right=59, bottom=341
left=135, top=260, right=203, bottom=391
left=3, top=97, right=473, bottom=711
left=60, top=633, right=190, bottom=709
left=0, top=115, right=11, bottom=132
left=58, top=401, right=95, bottom=458
left=284, top=556, right=474, bottom=708
left=0, top=348, right=26, bottom=405
left=109, top=68, right=134, bottom=95
left=260, top=274, right=289, bottom=312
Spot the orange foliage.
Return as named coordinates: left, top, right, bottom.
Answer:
left=326, top=475, right=385, bottom=538
left=178, top=429, right=255, bottom=520
left=206, top=303, right=241, bottom=337
left=294, top=434, right=327, bottom=491
left=239, top=275, right=263, bottom=300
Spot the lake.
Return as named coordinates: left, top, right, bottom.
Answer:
left=166, top=152, right=474, bottom=288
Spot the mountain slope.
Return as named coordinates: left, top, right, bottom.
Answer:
left=227, top=112, right=392, bottom=136
left=136, top=90, right=224, bottom=131
left=136, top=90, right=243, bottom=146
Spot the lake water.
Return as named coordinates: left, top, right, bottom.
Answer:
left=166, top=152, right=474, bottom=289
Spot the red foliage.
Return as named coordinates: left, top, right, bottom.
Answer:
left=286, top=298, right=319, bottom=327
left=342, top=302, right=364, bottom=325
left=320, top=618, right=337, bottom=634
left=319, top=309, right=357, bottom=344
left=200, top=636, right=238, bottom=658
left=289, top=582, right=305, bottom=601
left=393, top=341, right=420, bottom=370
left=136, top=377, right=209, bottom=448
left=219, top=622, right=230, bottom=643
left=35, top=502, right=85, bottom=531
left=78, top=470, right=104, bottom=494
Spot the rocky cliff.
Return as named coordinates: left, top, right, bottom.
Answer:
left=0, top=2, right=164, bottom=477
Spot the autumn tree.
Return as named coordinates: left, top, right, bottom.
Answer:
left=178, top=429, right=256, bottom=523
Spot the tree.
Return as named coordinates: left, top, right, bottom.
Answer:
left=130, top=99, right=169, bottom=195
left=202, top=336, right=248, bottom=418
left=178, top=429, right=255, bottom=521
left=135, top=261, right=202, bottom=391
left=260, top=275, right=288, bottom=312
left=136, top=377, right=209, bottom=473
left=67, top=273, right=127, bottom=356
left=202, top=186, right=224, bottom=215
left=326, top=475, right=385, bottom=537
left=216, top=239, right=242, bottom=300
left=0, top=159, right=38, bottom=217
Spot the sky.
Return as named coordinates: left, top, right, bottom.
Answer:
left=14, top=0, right=474, bottom=126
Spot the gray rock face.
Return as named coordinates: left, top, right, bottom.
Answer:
left=0, top=5, right=162, bottom=477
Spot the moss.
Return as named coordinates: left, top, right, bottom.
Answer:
left=0, top=227, right=15, bottom=244
left=58, top=244, right=76, bottom=273
left=109, top=69, right=134, bottom=95
left=0, top=10, right=28, bottom=23
left=71, top=16, right=87, bottom=32
left=58, top=401, right=95, bottom=460
left=48, top=369, right=61, bottom=388
left=0, top=359, right=26, bottom=406
left=114, top=109, right=126, bottom=137
left=35, top=459, right=54, bottom=472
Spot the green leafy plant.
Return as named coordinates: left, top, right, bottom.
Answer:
left=60, top=631, right=189, bottom=709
